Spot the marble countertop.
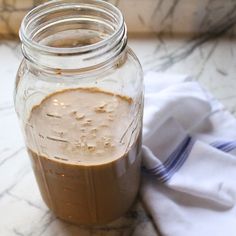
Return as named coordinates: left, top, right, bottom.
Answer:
left=1, top=33, right=236, bottom=235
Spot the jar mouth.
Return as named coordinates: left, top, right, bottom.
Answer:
left=20, top=0, right=124, bottom=55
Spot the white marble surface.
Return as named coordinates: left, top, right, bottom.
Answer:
left=1, top=33, right=236, bottom=235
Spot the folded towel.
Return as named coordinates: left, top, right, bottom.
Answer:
left=141, top=72, right=236, bottom=236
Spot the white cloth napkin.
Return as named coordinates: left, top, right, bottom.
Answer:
left=141, top=71, right=236, bottom=236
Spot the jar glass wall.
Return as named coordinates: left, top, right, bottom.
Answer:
left=14, top=0, right=143, bottom=225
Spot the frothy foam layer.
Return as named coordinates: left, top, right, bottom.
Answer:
left=26, top=88, right=133, bottom=165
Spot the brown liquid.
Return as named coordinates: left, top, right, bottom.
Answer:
left=25, top=88, right=142, bottom=225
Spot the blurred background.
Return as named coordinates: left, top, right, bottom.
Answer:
left=1, top=0, right=236, bottom=38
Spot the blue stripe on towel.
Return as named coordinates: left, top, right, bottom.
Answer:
left=211, top=141, right=236, bottom=153
left=144, top=139, right=236, bottom=183
left=147, top=136, right=190, bottom=173
left=145, top=136, right=195, bottom=183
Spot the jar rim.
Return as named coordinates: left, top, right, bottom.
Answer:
left=19, top=0, right=124, bottom=56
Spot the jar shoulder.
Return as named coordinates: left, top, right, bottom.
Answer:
left=14, top=48, right=143, bottom=121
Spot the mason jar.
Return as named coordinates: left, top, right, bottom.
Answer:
left=14, top=0, right=143, bottom=225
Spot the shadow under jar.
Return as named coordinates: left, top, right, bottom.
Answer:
left=14, top=0, right=144, bottom=226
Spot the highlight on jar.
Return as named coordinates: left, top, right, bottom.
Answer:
left=14, top=0, right=144, bottom=226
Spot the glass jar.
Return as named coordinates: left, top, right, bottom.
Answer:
left=14, top=0, right=143, bottom=225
